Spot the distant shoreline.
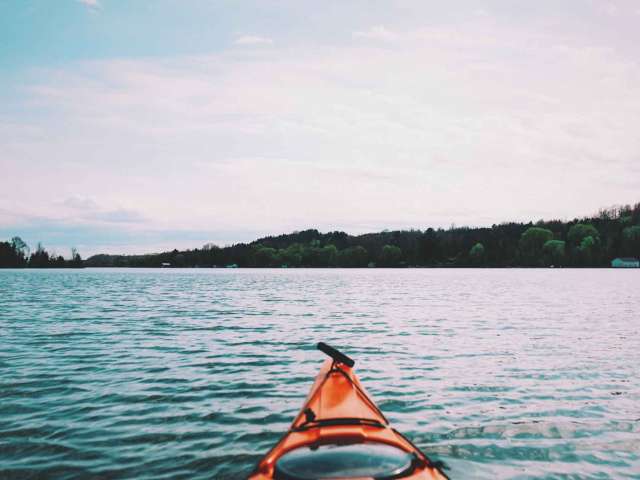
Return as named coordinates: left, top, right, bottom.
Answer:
left=82, top=203, right=639, bottom=269
left=3, top=202, right=639, bottom=269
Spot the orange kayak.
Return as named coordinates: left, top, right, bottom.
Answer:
left=249, top=343, right=448, bottom=480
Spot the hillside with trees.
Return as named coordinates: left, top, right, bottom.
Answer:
left=2, top=203, right=639, bottom=269
left=78, top=202, right=640, bottom=269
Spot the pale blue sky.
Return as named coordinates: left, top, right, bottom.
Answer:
left=2, top=0, right=640, bottom=256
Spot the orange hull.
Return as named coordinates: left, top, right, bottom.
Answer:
left=249, top=349, right=448, bottom=480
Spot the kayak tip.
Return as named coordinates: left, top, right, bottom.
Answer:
left=316, top=341, right=355, bottom=368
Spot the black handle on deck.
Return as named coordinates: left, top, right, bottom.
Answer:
left=317, top=342, right=355, bottom=368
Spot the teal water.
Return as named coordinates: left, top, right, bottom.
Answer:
left=1, top=268, right=639, bottom=479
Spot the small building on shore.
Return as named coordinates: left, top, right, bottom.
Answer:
left=611, top=257, right=639, bottom=268
left=161, top=262, right=171, bottom=268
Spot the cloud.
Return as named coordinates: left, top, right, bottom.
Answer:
left=77, top=0, right=100, bottom=8
left=233, top=35, right=273, bottom=46
left=90, top=208, right=146, bottom=224
left=352, top=25, right=398, bottom=41
left=62, top=195, right=100, bottom=210
left=602, top=3, right=619, bottom=17
left=58, top=196, right=146, bottom=224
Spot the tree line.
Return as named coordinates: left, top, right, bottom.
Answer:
left=0, top=237, right=83, bottom=268
left=79, top=202, right=640, bottom=268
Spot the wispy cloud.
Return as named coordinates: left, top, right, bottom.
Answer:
left=352, top=25, right=398, bottom=41
left=90, top=209, right=146, bottom=224
left=58, top=196, right=147, bottom=224
left=77, top=0, right=100, bottom=8
left=62, top=195, right=100, bottom=210
left=233, top=35, right=273, bottom=46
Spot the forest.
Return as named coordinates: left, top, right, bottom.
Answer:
left=0, top=238, right=83, bottom=268
left=84, top=202, right=639, bottom=268
left=2, top=202, right=639, bottom=269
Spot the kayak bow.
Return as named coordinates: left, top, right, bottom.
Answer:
left=249, top=343, right=448, bottom=480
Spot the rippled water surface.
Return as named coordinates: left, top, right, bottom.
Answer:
left=1, top=268, right=639, bottom=479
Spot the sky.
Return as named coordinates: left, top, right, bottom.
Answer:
left=1, top=0, right=639, bottom=257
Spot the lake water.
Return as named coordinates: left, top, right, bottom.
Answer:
left=1, top=268, right=639, bottom=479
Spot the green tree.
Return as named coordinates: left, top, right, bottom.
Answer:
left=70, top=247, right=83, bottom=267
left=28, top=242, right=50, bottom=268
left=379, top=244, right=402, bottom=267
left=254, top=246, right=277, bottom=267
left=336, top=246, right=368, bottom=267
left=11, top=236, right=29, bottom=261
left=577, top=235, right=597, bottom=264
left=622, top=225, right=640, bottom=257
left=567, top=223, right=600, bottom=247
left=281, top=244, right=303, bottom=267
left=0, top=237, right=30, bottom=267
left=174, top=253, right=186, bottom=267
left=469, top=242, right=485, bottom=265
left=542, top=240, right=565, bottom=266
left=566, top=224, right=600, bottom=265
left=519, top=227, right=553, bottom=266
left=319, top=244, right=338, bottom=266
left=0, top=241, right=22, bottom=267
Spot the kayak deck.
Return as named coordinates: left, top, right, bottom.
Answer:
left=249, top=345, right=448, bottom=479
